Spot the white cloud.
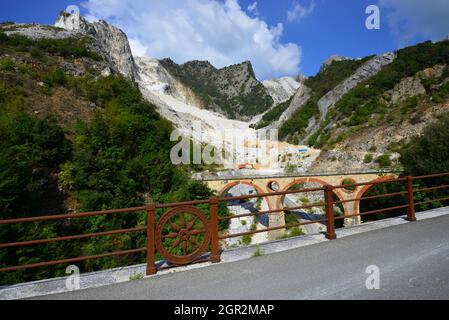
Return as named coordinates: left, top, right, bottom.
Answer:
left=82, top=0, right=301, bottom=80
left=287, top=0, right=315, bottom=23
left=247, top=2, right=259, bottom=16
left=128, top=38, right=148, bottom=57
left=379, top=0, right=449, bottom=44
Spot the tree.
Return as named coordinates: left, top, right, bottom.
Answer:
left=400, top=115, right=449, bottom=175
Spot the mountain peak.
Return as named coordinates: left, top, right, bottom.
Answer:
left=54, top=12, right=137, bottom=82
left=319, top=55, right=352, bottom=72
left=55, top=11, right=90, bottom=32
left=181, top=60, right=216, bottom=71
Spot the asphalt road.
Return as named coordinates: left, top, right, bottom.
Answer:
left=37, top=215, right=449, bottom=300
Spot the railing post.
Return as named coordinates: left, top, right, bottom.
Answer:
left=146, top=204, right=157, bottom=275
left=405, top=176, right=417, bottom=222
left=324, top=185, right=337, bottom=240
left=209, top=197, right=221, bottom=263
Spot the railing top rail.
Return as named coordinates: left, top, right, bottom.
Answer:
left=154, top=199, right=210, bottom=208
left=332, top=176, right=407, bottom=190
left=412, top=172, right=449, bottom=180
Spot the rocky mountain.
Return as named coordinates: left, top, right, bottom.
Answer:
left=54, top=12, right=138, bottom=82
left=17, top=12, right=292, bottom=164
left=159, top=58, right=274, bottom=120
left=256, top=56, right=373, bottom=134
left=319, top=55, right=352, bottom=72
left=304, top=41, right=449, bottom=172
left=251, top=39, right=449, bottom=172
left=3, top=11, right=449, bottom=174
left=135, top=56, right=252, bottom=144
left=262, top=76, right=302, bottom=105
left=317, top=53, right=396, bottom=122
left=2, top=13, right=138, bottom=83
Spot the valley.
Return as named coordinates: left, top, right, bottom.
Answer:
left=2, top=10, right=449, bottom=285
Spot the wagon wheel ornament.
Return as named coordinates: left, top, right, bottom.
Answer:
left=155, top=206, right=211, bottom=265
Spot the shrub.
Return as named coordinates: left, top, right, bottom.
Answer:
left=129, top=272, right=144, bottom=280
left=280, top=99, right=319, bottom=140
left=387, top=142, right=402, bottom=153
left=400, top=114, right=449, bottom=175
left=300, top=197, right=309, bottom=204
left=308, top=131, right=319, bottom=146
left=342, top=179, right=356, bottom=191
left=375, top=154, right=392, bottom=167
left=30, top=47, right=44, bottom=59
left=0, top=81, right=7, bottom=102
left=253, top=245, right=261, bottom=257
left=241, top=235, right=252, bottom=246
left=364, top=154, right=374, bottom=163
left=0, top=57, right=14, bottom=71
left=289, top=227, right=305, bottom=237
left=43, top=68, right=67, bottom=87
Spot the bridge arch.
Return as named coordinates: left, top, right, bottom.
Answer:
left=276, top=177, right=348, bottom=215
left=218, top=181, right=273, bottom=211
left=353, top=175, right=398, bottom=215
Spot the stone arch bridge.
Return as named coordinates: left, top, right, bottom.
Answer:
left=197, top=170, right=401, bottom=239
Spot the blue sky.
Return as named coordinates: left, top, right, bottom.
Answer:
left=1, top=0, right=449, bottom=78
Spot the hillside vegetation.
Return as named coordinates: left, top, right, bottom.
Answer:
left=312, top=40, right=449, bottom=150
left=279, top=57, right=370, bottom=144
left=0, top=31, right=227, bottom=285
left=252, top=96, right=293, bottom=129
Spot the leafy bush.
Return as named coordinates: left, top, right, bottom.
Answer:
left=400, top=114, right=449, bottom=175
left=342, top=179, right=356, bottom=191
left=375, top=154, right=392, bottom=167
left=241, top=235, right=252, bottom=246
left=43, top=68, right=67, bottom=87
left=363, top=154, right=374, bottom=163
left=253, top=245, right=261, bottom=257
left=0, top=112, right=72, bottom=284
left=0, top=57, right=14, bottom=71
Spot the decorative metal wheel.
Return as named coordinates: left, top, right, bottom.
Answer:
left=155, top=206, right=211, bottom=265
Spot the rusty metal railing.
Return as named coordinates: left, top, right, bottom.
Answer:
left=1, top=173, right=449, bottom=279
